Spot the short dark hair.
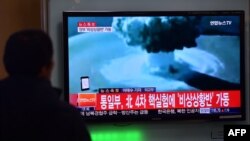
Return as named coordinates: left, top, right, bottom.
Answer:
left=3, top=29, right=53, bottom=76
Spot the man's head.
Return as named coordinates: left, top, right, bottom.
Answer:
left=3, top=29, right=54, bottom=79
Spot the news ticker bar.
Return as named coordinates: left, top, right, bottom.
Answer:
left=78, top=108, right=240, bottom=117
left=98, top=87, right=156, bottom=93
left=224, top=125, right=250, bottom=141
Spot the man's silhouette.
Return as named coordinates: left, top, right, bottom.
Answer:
left=0, top=29, right=91, bottom=141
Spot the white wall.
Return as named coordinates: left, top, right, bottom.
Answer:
left=44, top=0, right=250, bottom=140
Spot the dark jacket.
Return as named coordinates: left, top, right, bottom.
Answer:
left=0, top=76, right=91, bottom=141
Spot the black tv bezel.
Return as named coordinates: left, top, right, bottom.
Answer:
left=63, top=11, right=246, bottom=122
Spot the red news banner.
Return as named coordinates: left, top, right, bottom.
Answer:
left=76, top=90, right=241, bottom=111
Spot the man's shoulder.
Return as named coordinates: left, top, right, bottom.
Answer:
left=46, top=97, right=86, bottom=124
left=55, top=100, right=82, bottom=117
left=47, top=101, right=91, bottom=140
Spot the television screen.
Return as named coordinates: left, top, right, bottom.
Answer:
left=63, top=11, right=245, bottom=121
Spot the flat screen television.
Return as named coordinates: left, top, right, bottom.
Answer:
left=63, top=11, right=245, bottom=121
